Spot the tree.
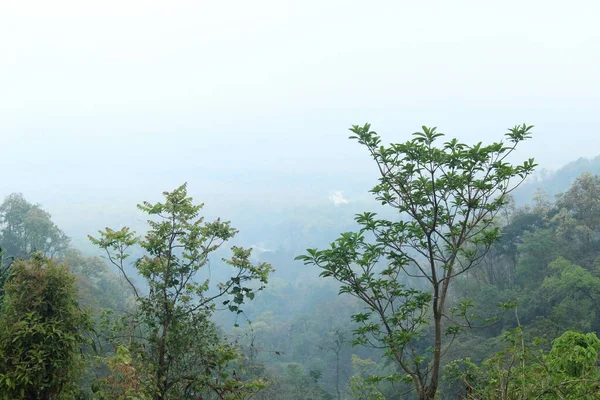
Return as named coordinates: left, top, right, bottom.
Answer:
left=93, top=345, right=152, bottom=400
left=447, top=329, right=600, bottom=399
left=348, top=355, right=387, bottom=400
left=0, top=193, right=70, bottom=260
left=323, top=329, right=347, bottom=400
left=514, top=228, right=560, bottom=292
left=274, top=363, right=332, bottom=400
left=0, top=248, right=10, bottom=314
left=556, top=172, right=600, bottom=231
left=473, top=207, right=546, bottom=289
left=89, top=183, right=273, bottom=399
left=0, top=254, right=91, bottom=399
left=550, top=173, right=600, bottom=269
left=540, top=257, right=600, bottom=333
left=297, top=124, right=536, bottom=399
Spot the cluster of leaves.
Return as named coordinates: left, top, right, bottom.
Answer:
left=446, top=329, right=600, bottom=399
left=0, top=255, right=91, bottom=399
left=298, top=123, right=536, bottom=399
left=0, top=193, right=72, bottom=318
left=440, top=171, right=600, bottom=397
left=89, top=183, right=273, bottom=399
left=93, top=346, right=153, bottom=400
left=0, top=193, right=70, bottom=260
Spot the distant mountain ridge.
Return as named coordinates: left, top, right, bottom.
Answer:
left=514, top=155, right=600, bottom=205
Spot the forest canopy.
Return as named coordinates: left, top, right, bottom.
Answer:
left=1, top=125, right=599, bottom=399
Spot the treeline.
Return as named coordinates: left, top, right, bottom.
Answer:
left=225, top=172, right=600, bottom=400
left=0, top=186, right=272, bottom=399
left=435, top=171, right=600, bottom=398
left=1, top=124, right=600, bottom=399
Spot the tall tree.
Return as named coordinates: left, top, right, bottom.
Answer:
left=89, top=183, right=272, bottom=399
left=556, top=172, right=600, bottom=231
left=297, top=124, right=536, bottom=399
left=0, top=254, right=91, bottom=399
left=323, top=329, right=347, bottom=400
left=0, top=193, right=70, bottom=260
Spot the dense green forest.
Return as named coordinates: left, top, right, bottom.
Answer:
left=2, top=125, right=600, bottom=399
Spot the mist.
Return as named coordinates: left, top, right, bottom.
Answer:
left=2, top=1, right=599, bottom=223
left=2, top=1, right=600, bottom=399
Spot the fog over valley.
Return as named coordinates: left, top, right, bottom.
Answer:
left=1, top=1, right=600, bottom=399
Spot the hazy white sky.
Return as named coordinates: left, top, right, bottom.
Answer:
left=1, top=0, right=599, bottom=216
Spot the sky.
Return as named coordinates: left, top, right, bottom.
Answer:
left=1, top=0, right=600, bottom=235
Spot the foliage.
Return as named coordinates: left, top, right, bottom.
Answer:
left=443, top=171, right=600, bottom=397
left=0, top=193, right=71, bottom=317
left=0, top=248, right=10, bottom=314
left=272, top=363, right=333, bottom=400
left=515, top=229, right=560, bottom=290
left=89, top=183, right=273, bottom=399
left=0, top=254, right=91, bottom=399
left=446, top=329, right=600, bottom=399
left=348, top=355, right=387, bottom=400
left=0, top=193, right=70, bottom=260
left=297, top=123, right=536, bottom=399
left=540, top=257, right=600, bottom=333
left=555, top=172, right=600, bottom=231
left=93, top=345, right=153, bottom=400
left=63, top=248, right=134, bottom=314
left=2, top=140, right=600, bottom=398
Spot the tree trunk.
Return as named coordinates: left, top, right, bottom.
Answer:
left=419, top=386, right=438, bottom=400
left=335, top=351, right=341, bottom=400
left=156, top=329, right=168, bottom=400
left=422, top=282, right=444, bottom=400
